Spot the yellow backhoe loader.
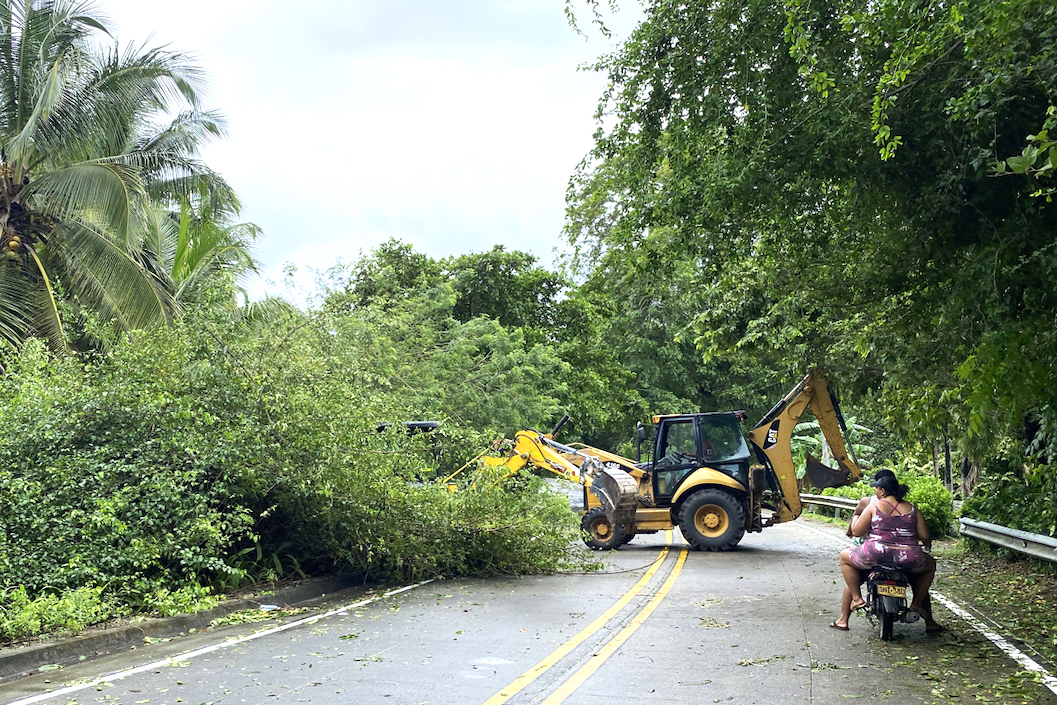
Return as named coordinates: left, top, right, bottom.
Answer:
left=475, top=370, right=862, bottom=551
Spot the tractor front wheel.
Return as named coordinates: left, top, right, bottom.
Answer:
left=679, top=489, right=746, bottom=551
left=581, top=507, right=626, bottom=550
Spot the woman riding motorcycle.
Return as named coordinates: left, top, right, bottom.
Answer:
left=831, top=474, right=943, bottom=632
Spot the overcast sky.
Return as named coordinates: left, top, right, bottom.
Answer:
left=101, top=0, right=641, bottom=299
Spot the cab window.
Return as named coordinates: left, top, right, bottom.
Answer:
left=696, top=415, right=750, bottom=463
left=655, top=419, right=697, bottom=497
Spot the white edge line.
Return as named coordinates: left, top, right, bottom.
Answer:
left=2, top=579, right=435, bottom=705
left=795, top=521, right=1057, bottom=696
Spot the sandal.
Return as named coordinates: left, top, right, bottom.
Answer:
left=829, top=621, right=850, bottom=631
left=850, top=599, right=867, bottom=612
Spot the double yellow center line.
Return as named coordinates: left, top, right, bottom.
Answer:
left=483, top=532, right=689, bottom=705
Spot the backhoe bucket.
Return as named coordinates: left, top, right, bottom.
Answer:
left=804, top=452, right=853, bottom=489
left=587, top=462, right=639, bottom=531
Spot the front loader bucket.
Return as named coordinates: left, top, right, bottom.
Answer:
left=804, top=452, right=852, bottom=489
left=587, top=462, right=639, bottom=531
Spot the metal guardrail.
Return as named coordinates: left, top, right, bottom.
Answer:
left=800, top=493, right=858, bottom=516
left=960, top=518, right=1057, bottom=564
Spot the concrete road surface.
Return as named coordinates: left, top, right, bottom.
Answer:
left=2, top=519, right=1055, bottom=705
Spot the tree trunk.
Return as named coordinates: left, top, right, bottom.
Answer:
left=943, top=425, right=952, bottom=492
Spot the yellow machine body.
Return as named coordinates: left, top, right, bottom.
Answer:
left=464, top=369, right=862, bottom=552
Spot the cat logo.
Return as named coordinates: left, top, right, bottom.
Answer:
left=763, top=420, right=780, bottom=449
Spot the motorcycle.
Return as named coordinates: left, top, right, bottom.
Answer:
left=864, top=563, right=920, bottom=640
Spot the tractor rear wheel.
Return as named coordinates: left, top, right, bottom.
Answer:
left=581, top=507, right=626, bottom=550
left=679, top=489, right=746, bottom=551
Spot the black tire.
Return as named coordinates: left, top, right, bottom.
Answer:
left=620, top=532, right=635, bottom=546
left=581, top=507, right=626, bottom=550
left=880, top=611, right=895, bottom=641
left=678, top=489, right=746, bottom=551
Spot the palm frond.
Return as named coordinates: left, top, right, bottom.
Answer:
left=101, top=149, right=239, bottom=216
left=92, top=41, right=209, bottom=117
left=48, top=218, right=176, bottom=331
left=24, top=243, right=67, bottom=351
left=0, top=4, right=18, bottom=124
left=234, top=296, right=301, bottom=331
left=0, top=260, right=35, bottom=349
left=146, top=170, right=240, bottom=218
left=141, top=204, right=179, bottom=274
left=137, top=109, right=228, bottom=155
left=27, top=39, right=210, bottom=168
left=6, top=0, right=97, bottom=152
left=172, top=216, right=260, bottom=302
left=23, top=161, right=148, bottom=246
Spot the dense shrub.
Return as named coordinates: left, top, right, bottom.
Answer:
left=906, top=474, right=956, bottom=540
left=0, top=307, right=588, bottom=642
left=0, top=338, right=254, bottom=598
left=963, top=460, right=1057, bottom=538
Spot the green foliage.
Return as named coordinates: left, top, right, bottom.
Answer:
left=566, top=0, right=1057, bottom=521
left=445, top=246, right=566, bottom=336
left=963, top=461, right=1057, bottom=538
left=0, top=336, right=255, bottom=597
left=0, top=265, right=595, bottom=642
left=791, top=418, right=875, bottom=478
left=144, top=584, right=220, bottom=618
left=906, top=474, right=956, bottom=540
left=0, top=585, right=117, bottom=642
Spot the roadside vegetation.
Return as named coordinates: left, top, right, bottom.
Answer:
left=1, top=0, right=1055, bottom=650
left=934, top=542, right=1057, bottom=669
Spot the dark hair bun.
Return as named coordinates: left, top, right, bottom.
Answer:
left=871, top=474, right=909, bottom=500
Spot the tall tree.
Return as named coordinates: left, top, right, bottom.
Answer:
left=444, top=246, right=565, bottom=344
left=0, top=0, right=236, bottom=350
left=566, top=0, right=1057, bottom=464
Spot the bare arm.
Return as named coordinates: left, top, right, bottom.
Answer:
left=847, top=496, right=871, bottom=536
left=915, top=506, right=932, bottom=550
left=851, top=503, right=875, bottom=537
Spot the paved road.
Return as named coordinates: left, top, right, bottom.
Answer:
left=2, top=520, right=1055, bottom=705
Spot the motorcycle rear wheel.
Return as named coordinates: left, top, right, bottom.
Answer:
left=880, top=611, right=895, bottom=641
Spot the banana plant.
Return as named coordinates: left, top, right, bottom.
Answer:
left=790, top=417, right=876, bottom=478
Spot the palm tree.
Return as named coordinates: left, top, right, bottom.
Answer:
left=0, top=0, right=237, bottom=350
left=139, top=200, right=299, bottom=335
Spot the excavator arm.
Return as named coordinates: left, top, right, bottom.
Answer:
left=477, top=429, right=641, bottom=530
left=746, top=370, right=863, bottom=523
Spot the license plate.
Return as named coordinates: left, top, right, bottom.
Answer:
left=876, top=584, right=906, bottom=598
